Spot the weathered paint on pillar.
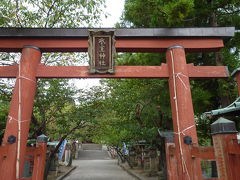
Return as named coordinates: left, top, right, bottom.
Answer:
left=165, top=143, right=178, bottom=180
left=0, top=46, right=41, bottom=180
left=166, top=46, right=201, bottom=180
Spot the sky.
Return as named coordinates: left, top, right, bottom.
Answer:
left=75, top=0, right=125, bottom=88
left=101, top=0, right=125, bottom=27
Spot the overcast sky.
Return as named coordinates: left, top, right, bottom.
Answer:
left=75, top=0, right=124, bottom=88
left=101, top=0, right=125, bottom=27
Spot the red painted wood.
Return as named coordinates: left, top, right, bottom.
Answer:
left=0, top=145, right=9, bottom=165
left=187, top=64, right=229, bottom=78
left=36, top=65, right=169, bottom=78
left=212, top=134, right=240, bottom=180
left=25, top=147, right=42, bottom=156
left=191, top=146, right=215, bottom=160
left=0, top=65, right=18, bottom=77
left=227, top=140, right=240, bottom=154
left=0, top=64, right=229, bottom=78
left=166, top=46, right=202, bottom=180
left=0, top=47, right=41, bottom=180
left=0, top=38, right=224, bottom=52
left=165, top=143, right=179, bottom=180
left=32, top=142, right=47, bottom=180
left=117, top=38, right=224, bottom=53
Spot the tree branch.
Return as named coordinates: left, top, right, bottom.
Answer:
left=15, top=0, right=23, bottom=27
left=44, top=0, right=58, bottom=28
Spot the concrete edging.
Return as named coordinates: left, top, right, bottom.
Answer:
left=56, top=166, right=77, bottom=180
left=119, top=163, right=142, bottom=180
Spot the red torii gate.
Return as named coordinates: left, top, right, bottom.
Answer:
left=0, top=27, right=235, bottom=180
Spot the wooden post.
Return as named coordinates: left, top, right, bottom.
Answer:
left=166, top=46, right=202, bottom=180
left=211, top=117, right=240, bottom=180
left=0, top=46, right=41, bottom=180
left=32, top=135, right=48, bottom=180
left=162, top=132, right=178, bottom=180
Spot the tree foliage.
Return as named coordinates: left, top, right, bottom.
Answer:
left=94, top=0, right=240, bottom=147
left=0, top=0, right=106, bottom=145
left=0, top=0, right=105, bottom=28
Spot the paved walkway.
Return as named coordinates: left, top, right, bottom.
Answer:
left=64, top=150, right=137, bottom=180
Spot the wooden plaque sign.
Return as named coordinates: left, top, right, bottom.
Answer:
left=88, top=30, right=115, bottom=74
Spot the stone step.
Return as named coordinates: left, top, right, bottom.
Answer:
left=81, top=143, right=102, bottom=150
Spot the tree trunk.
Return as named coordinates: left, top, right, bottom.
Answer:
left=115, top=147, right=133, bottom=168
left=44, top=122, right=85, bottom=179
left=209, top=3, right=231, bottom=107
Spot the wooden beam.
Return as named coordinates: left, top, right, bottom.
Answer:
left=191, top=146, right=215, bottom=160
left=0, top=64, right=229, bottom=78
left=0, top=65, right=170, bottom=78
left=0, top=65, right=18, bottom=78
left=117, top=38, right=224, bottom=53
left=36, top=65, right=169, bottom=78
left=0, top=38, right=224, bottom=53
left=187, top=64, right=229, bottom=78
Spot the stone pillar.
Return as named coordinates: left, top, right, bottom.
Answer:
left=0, top=46, right=41, bottom=180
left=211, top=117, right=240, bottom=180
left=166, top=46, right=202, bottom=180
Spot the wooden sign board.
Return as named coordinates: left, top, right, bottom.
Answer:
left=88, top=30, right=115, bottom=74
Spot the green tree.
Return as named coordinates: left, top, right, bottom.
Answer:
left=100, top=0, right=240, bottom=149
left=0, top=0, right=106, bottom=136
left=0, top=1, right=106, bottom=176
left=0, top=0, right=105, bottom=28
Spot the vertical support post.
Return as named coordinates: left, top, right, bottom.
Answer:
left=0, top=46, right=41, bottom=180
left=163, top=132, right=178, bottom=180
left=32, top=135, right=48, bottom=180
left=165, top=143, right=178, bottom=180
left=166, top=46, right=202, bottom=180
left=211, top=117, right=239, bottom=180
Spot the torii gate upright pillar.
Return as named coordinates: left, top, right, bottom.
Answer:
left=166, top=46, right=202, bottom=180
left=0, top=46, right=41, bottom=180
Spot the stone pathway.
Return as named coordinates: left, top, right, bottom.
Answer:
left=64, top=150, right=137, bottom=180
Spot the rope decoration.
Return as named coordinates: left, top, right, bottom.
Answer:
left=17, top=76, right=36, bottom=83
left=174, top=124, right=195, bottom=136
left=8, top=116, right=30, bottom=123
left=175, top=73, right=188, bottom=90
left=16, top=66, right=36, bottom=179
